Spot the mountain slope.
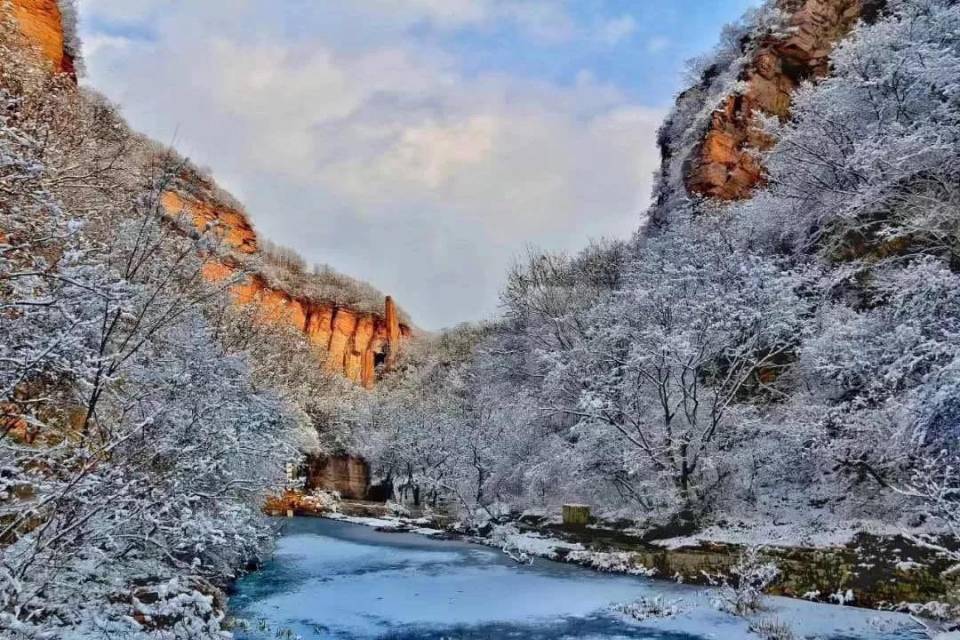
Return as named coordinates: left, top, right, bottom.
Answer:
left=158, top=171, right=411, bottom=388
left=7, top=0, right=412, bottom=389
left=654, top=0, right=884, bottom=212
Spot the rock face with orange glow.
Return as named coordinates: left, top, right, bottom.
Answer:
left=304, top=454, right=371, bottom=500
left=683, top=0, right=877, bottom=201
left=8, top=0, right=413, bottom=391
left=8, top=0, right=407, bottom=389
left=226, top=270, right=407, bottom=388
left=164, top=186, right=410, bottom=388
left=8, top=0, right=75, bottom=76
left=162, top=191, right=258, bottom=254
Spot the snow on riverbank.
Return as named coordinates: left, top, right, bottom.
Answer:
left=323, top=511, right=446, bottom=537
left=320, top=511, right=658, bottom=576
left=652, top=518, right=914, bottom=550
left=487, top=523, right=659, bottom=576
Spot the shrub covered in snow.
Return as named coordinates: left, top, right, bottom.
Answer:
left=612, top=596, right=685, bottom=622
left=749, top=618, right=797, bottom=640
left=711, top=547, right=781, bottom=615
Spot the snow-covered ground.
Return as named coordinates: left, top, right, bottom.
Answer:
left=650, top=518, right=910, bottom=550
left=323, top=511, right=446, bottom=537
left=326, top=511, right=658, bottom=575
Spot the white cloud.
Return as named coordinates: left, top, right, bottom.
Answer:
left=385, top=116, right=499, bottom=189
left=646, top=35, right=672, bottom=53
left=80, top=33, right=132, bottom=58
left=78, top=1, right=664, bottom=328
left=78, top=0, right=164, bottom=24
left=598, top=15, right=638, bottom=46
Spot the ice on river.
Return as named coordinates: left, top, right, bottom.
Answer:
left=230, top=517, right=923, bottom=640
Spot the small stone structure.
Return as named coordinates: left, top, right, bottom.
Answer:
left=562, top=504, right=590, bottom=526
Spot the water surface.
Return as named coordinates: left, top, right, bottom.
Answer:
left=231, top=517, right=921, bottom=639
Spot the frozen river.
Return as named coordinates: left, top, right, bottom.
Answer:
left=230, top=517, right=922, bottom=640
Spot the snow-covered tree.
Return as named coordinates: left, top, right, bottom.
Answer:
left=547, top=221, right=807, bottom=511
left=0, top=29, right=300, bottom=636
left=745, top=0, right=960, bottom=260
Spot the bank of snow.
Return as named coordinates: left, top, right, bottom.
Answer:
left=323, top=511, right=445, bottom=537
left=322, top=512, right=658, bottom=576
left=651, top=518, right=911, bottom=550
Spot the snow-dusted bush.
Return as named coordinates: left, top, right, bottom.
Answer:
left=712, top=547, right=780, bottom=615
left=745, top=0, right=960, bottom=257
left=797, top=258, right=960, bottom=488
left=749, top=618, right=797, bottom=640
left=559, top=219, right=808, bottom=510
left=612, top=596, right=684, bottom=621
left=0, top=174, right=296, bottom=637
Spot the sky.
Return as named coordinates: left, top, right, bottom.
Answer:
left=77, top=0, right=760, bottom=330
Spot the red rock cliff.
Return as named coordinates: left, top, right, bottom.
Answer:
left=8, top=0, right=409, bottom=387
left=162, top=191, right=258, bottom=255
left=685, top=0, right=876, bottom=200
left=164, top=189, right=411, bottom=389
left=8, top=0, right=75, bottom=76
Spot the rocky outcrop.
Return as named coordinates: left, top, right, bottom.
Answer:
left=7, top=0, right=409, bottom=387
left=8, top=0, right=75, bottom=76
left=200, top=259, right=408, bottom=388
left=384, top=295, right=401, bottom=367
left=156, top=158, right=412, bottom=388
left=304, top=454, right=371, bottom=500
left=161, top=191, right=258, bottom=254
left=685, top=0, right=879, bottom=200
left=160, top=165, right=411, bottom=389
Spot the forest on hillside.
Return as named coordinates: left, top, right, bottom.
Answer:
left=338, top=0, right=960, bottom=627
left=0, top=5, right=378, bottom=636
left=2, top=0, right=960, bottom=638
left=355, top=0, right=960, bottom=534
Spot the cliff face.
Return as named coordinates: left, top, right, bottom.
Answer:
left=211, top=263, right=408, bottom=388
left=683, top=0, right=878, bottom=201
left=161, top=191, right=258, bottom=255
left=304, top=454, right=370, bottom=500
left=8, top=1, right=410, bottom=388
left=164, top=189, right=410, bottom=388
left=8, top=0, right=75, bottom=76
